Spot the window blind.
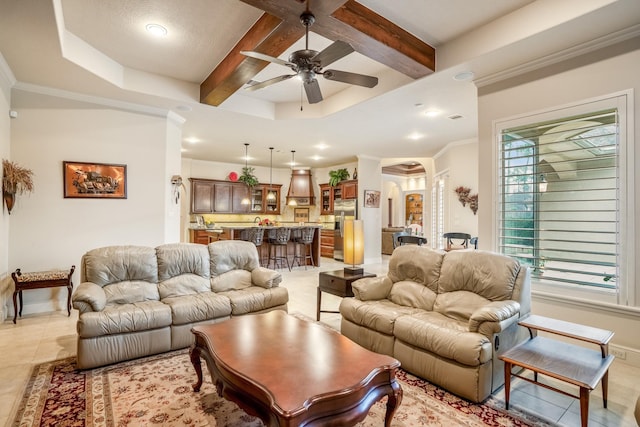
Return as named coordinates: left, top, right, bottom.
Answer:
left=499, top=109, right=619, bottom=290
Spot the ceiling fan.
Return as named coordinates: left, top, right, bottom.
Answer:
left=240, top=5, right=378, bottom=104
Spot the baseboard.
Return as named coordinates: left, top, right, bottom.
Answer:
left=610, top=343, right=640, bottom=368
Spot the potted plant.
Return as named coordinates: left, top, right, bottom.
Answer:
left=328, top=168, right=350, bottom=187
left=2, top=159, right=34, bottom=214
left=238, top=166, right=259, bottom=188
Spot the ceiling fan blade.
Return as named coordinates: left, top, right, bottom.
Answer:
left=311, top=40, right=354, bottom=67
left=245, top=74, right=296, bottom=91
left=304, top=79, right=323, bottom=104
left=240, top=50, right=293, bottom=67
left=323, top=69, right=378, bottom=88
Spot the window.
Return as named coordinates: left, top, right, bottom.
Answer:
left=431, top=172, right=447, bottom=250
left=497, top=93, right=633, bottom=306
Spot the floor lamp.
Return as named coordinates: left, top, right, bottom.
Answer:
left=343, top=219, right=364, bottom=275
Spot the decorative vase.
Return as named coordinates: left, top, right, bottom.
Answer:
left=3, top=191, right=15, bottom=214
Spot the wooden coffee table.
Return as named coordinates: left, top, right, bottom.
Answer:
left=190, top=311, right=402, bottom=427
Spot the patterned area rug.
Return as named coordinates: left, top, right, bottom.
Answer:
left=13, top=350, right=551, bottom=427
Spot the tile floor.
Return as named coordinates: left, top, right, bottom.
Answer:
left=1, top=256, right=638, bottom=426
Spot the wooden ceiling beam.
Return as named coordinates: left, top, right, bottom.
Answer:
left=200, top=0, right=435, bottom=107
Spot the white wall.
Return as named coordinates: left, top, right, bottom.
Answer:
left=477, top=37, right=640, bottom=360
left=8, top=107, right=180, bottom=317
left=357, top=156, right=382, bottom=264
left=0, top=55, right=13, bottom=321
left=434, top=139, right=479, bottom=238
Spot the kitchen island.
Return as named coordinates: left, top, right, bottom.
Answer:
left=190, top=224, right=323, bottom=267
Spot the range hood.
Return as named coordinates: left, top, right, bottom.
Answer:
left=286, top=169, right=315, bottom=206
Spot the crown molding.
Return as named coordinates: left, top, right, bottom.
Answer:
left=0, top=53, right=17, bottom=89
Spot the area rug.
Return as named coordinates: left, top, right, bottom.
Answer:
left=13, top=350, right=550, bottom=427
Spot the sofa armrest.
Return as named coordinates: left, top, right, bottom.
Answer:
left=72, top=282, right=107, bottom=313
left=352, top=276, right=393, bottom=301
left=468, top=300, right=520, bottom=335
left=251, top=267, right=282, bottom=289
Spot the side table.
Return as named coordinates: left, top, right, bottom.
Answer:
left=317, top=269, right=375, bottom=321
left=11, top=265, right=75, bottom=324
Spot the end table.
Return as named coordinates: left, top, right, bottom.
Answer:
left=317, top=269, right=375, bottom=321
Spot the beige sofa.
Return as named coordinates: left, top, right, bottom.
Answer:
left=340, top=245, right=531, bottom=402
left=72, top=240, right=288, bottom=369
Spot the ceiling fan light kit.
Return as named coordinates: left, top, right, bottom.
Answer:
left=240, top=7, right=378, bottom=105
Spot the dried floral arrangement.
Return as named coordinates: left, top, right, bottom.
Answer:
left=454, top=186, right=478, bottom=215
left=2, top=159, right=35, bottom=214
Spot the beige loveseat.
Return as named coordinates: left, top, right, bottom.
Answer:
left=340, top=245, right=531, bottom=402
left=72, top=240, right=288, bottom=369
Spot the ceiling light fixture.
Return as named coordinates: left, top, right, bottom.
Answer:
left=241, top=143, right=251, bottom=205
left=288, top=150, right=297, bottom=206
left=424, top=110, right=441, bottom=118
left=267, top=147, right=276, bottom=201
left=408, top=132, right=424, bottom=140
left=145, top=23, right=168, bottom=37
left=453, top=70, right=474, bottom=81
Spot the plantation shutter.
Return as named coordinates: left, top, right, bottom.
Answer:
left=499, top=109, right=619, bottom=290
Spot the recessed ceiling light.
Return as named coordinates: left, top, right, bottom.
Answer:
left=407, top=132, right=424, bottom=140
left=176, top=105, right=192, bottom=112
left=424, top=110, right=441, bottom=118
left=184, top=137, right=200, bottom=144
left=311, top=155, right=323, bottom=161
left=315, top=143, right=329, bottom=150
left=145, top=23, right=168, bottom=37
left=453, top=71, right=474, bottom=81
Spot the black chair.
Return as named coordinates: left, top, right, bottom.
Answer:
left=291, top=226, right=316, bottom=269
left=392, top=231, right=411, bottom=249
left=443, top=232, right=471, bottom=251
left=470, top=237, right=478, bottom=249
left=397, top=235, right=428, bottom=246
left=268, top=227, right=292, bottom=271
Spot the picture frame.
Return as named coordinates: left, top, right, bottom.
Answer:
left=63, top=161, right=127, bottom=199
left=294, top=207, right=310, bottom=223
left=364, top=190, right=381, bottom=208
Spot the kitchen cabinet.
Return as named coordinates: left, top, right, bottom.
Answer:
left=190, top=178, right=251, bottom=214
left=251, top=184, right=282, bottom=214
left=319, top=180, right=357, bottom=214
left=320, top=229, right=335, bottom=258
left=190, top=229, right=211, bottom=245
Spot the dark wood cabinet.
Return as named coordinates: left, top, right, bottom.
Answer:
left=341, top=180, right=358, bottom=200
left=319, top=180, right=357, bottom=214
left=251, top=184, right=282, bottom=214
left=190, top=229, right=210, bottom=245
left=320, top=229, right=334, bottom=258
left=190, top=178, right=251, bottom=214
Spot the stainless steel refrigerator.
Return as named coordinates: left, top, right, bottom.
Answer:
left=333, top=198, right=356, bottom=261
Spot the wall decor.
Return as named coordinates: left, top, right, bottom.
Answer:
left=364, top=190, right=381, bottom=208
left=294, top=207, right=310, bottom=223
left=2, top=158, right=35, bottom=214
left=454, top=186, right=471, bottom=206
left=63, top=161, right=127, bottom=199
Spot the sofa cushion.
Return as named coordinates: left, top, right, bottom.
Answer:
left=219, top=286, right=289, bottom=315
left=209, top=240, right=260, bottom=276
left=156, top=243, right=210, bottom=298
left=387, top=246, right=443, bottom=293
left=433, top=290, right=491, bottom=322
left=339, top=298, right=422, bottom=335
left=162, top=292, right=232, bottom=325
left=394, top=311, right=492, bottom=366
left=82, top=246, right=158, bottom=286
left=77, top=300, right=171, bottom=338
left=388, top=280, right=437, bottom=311
left=211, top=270, right=253, bottom=292
left=438, top=250, right=520, bottom=301
left=104, top=281, right=160, bottom=305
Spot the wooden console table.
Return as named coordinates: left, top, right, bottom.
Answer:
left=11, top=265, right=75, bottom=324
left=500, top=315, right=614, bottom=427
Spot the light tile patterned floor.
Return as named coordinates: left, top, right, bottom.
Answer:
left=1, top=256, right=638, bottom=426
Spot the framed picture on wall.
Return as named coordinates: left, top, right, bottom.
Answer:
left=63, top=161, right=127, bottom=199
left=364, top=190, right=381, bottom=208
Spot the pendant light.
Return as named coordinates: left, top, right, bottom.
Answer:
left=266, top=147, right=276, bottom=201
left=241, top=143, right=251, bottom=205
left=288, top=150, right=297, bottom=206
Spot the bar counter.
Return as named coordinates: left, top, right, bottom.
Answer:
left=207, top=224, right=323, bottom=267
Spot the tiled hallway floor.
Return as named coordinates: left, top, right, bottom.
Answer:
left=1, top=256, right=638, bottom=426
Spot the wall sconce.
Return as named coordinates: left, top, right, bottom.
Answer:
left=343, top=219, right=364, bottom=275
left=539, top=174, right=548, bottom=193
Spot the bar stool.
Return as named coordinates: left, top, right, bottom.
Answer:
left=268, top=227, right=291, bottom=271
left=242, top=227, right=266, bottom=266
left=292, top=226, right=315, bottom=269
